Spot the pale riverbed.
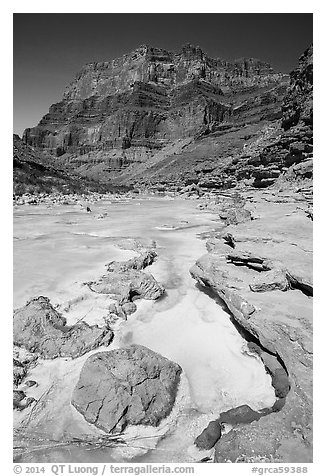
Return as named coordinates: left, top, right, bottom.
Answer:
left=13, top=196, right=276, bottom=463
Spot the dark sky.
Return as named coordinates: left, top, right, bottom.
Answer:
left=13, top=13, right=313, bottom=136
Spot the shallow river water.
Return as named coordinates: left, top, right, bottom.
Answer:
left=14, top=196, right=275, bottom=463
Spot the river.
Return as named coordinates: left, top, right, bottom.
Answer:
left=13, top=196, right=275, bottom=462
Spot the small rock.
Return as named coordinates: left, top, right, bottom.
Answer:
left=195, top=421, right=222, bottom=450
left=13, top=390, right=26, bottom=409
left=250, top=269, right=290, bottom=292
left=218, top=405, right=264, bottom=425
left=121, top=302, right=137, bottom=315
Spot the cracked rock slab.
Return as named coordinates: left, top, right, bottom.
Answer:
left=13, top=296, right=113, bottom=359
left=71, top=345, right=182, bottom=433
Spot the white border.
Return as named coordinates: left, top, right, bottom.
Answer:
left=2, top=3, right=323, bottom=474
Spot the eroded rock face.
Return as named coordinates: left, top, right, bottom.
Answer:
left=18, top=45, right=312, bottom=193
left=219, top=205, right=252, bottom=226
left=119, top=47, right=311, bottom=191
left=282, top=45, right=313, bottom=131
left=246, top=45, right=313, bottom=189
left=13, top=389, right=36, bottom=411
left=201, top=192, right=252, bottom=225
left=88, top=269, right=164, bottom=302
left=106, top=250, right=157, bottom=272
left=62, top=44, right=279, bottom=102
left=13, top=296, right=113, bottom=359
left=22, top=43, right=287, bottom=183
left=247, top=343, right=290, bottom=398
left=13, top=347, right=38, bottom=387
left=13, top=134, right=118, bottom=196
left=71, top=345, right=182, bottom=433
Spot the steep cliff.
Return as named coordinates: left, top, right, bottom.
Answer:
left=22, top=44, right=288, bottom=180
left=248, top=44, right=313, bottom=188
left=62, top=44, right=280, bottom=100
left=282, top=45, right=313, bottom=130
left=113, top=45, right=312, bottom=191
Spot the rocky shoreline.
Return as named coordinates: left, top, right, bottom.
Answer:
left=13, top=229, right=184, bottom=461
left=190, top=187, right=312, bottom=462
left=13, top=191, right=135, bottom=207
left=13, top=185, right=312, bottom=463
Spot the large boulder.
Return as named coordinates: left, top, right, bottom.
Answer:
left=13, top=296, right=113, bottom=359
left=219, top=206, right=252, bottom=225
left=216, top=194, right=252, bottom=225
left=71, top=345, right=182, bottom=433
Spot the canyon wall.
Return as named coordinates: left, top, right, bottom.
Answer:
left=22, top=44, right=287, bottom=170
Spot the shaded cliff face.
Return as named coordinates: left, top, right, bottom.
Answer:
left=246, top=44, right=313, bottom=189
left=13, top=135, right=121, bottom=195
left=22, top=44, right=287, bottom=168
left=112, top=46, right=312, bottom=191
left=282, top=45, right=313, bottom=130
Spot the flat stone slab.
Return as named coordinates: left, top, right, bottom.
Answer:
left=190, top=191, right=312, bottom=462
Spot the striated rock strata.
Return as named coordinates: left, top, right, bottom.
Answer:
left=114, top=46, right=312, bottom=192
left=18, top=45, right=312, bottom=193
left=22, top=44, right=288, bottom=183
left=13, top=134, right=120, bottom=196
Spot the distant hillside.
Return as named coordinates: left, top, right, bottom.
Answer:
left=13, top=134, right=127, bottom=195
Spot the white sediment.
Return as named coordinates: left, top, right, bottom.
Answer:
left=14, top=197, right=276, bottom=463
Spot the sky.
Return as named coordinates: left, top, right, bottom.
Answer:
left=13, top=13, right=313, bottom=136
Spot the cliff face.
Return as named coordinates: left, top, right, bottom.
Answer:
left=249, top=44, right=313, bottom=188
left=13, top=135, right=117, bottom=195
left=282, top=45, right=313, bottom=130
left=62, top=44, right=279, bottom=101
left=113, top=45, right=312, bottom=191
left=22, top=44, right=287, bottom=169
